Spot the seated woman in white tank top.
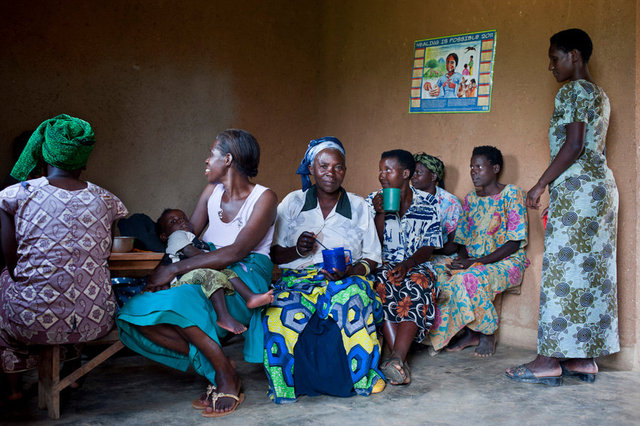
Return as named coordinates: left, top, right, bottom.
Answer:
left=116, top=129, right=278, bottom=418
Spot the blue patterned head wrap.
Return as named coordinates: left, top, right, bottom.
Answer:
left=296, top=136, right=345, bottom=191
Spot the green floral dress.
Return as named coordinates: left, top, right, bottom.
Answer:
left=538, top=80, right=619, bottom=358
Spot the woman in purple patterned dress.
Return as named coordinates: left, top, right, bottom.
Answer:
left=0, top=115, right=127, bottom=401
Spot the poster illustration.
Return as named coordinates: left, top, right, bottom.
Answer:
left=409, top=30, right=496, bottom=114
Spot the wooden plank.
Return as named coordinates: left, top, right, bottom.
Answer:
left=55, top=341, right=125, bottom=392
left=109, top=260, right=162, bottom=270
left=108, top=252, right=163, bottom=261
left=108, top=252, right=162, bottom=274
left=33, top=251, right=164, bottom=419
left=35, top=328, right=124, bottom=419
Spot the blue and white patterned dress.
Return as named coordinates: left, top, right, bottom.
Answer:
left=366, top=187, right=442, bottom=342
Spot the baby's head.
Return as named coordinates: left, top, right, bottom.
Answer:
left=156, top=209, right=194, bottom=244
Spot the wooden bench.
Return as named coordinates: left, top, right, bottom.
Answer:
left=37, top=329, right=124, bottom=419
left=37, top=251, right=162, bottom=419
left=493, top=285, right=521, bottom=343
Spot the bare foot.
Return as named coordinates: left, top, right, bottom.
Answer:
left=445, top=328, right=479, bottom=352
left=473, top=333, right=495, bottom=357
left=245, top=289, right=274, bottom=309
left=506, top=355, right=561, bottom=378
left=216, top=316, right=247, bottom=334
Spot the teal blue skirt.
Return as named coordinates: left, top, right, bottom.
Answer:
left=116, top=253, right=273, bottom=385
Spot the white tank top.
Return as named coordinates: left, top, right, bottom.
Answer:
left=202, top=184, right=274, bottom=257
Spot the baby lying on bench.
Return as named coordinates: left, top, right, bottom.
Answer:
left=157, top=208, right=273, bottom=334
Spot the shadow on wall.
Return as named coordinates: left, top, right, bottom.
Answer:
left=503, top=154, right=520, bottom=185
left=444, top=165, right=460, bottom=193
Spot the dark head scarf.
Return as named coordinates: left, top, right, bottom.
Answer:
left=296, top=136, right=345, bottom=191
left=10, top=114, right=95, bottom=181
left=414, top=153, right=445, bottom=186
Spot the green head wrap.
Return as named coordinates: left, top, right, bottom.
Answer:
left=10, top=114, right=95, bottom=181
left=413, top=153, right=445, bottom=184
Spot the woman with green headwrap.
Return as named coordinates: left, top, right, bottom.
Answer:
left=412, top=153, right=462, bottom=256
left=0, top=115, right=127, bottom=401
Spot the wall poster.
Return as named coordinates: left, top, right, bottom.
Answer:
left=409, top=30, right=496, bottom=114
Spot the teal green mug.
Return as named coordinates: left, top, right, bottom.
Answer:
left=382, top=187, right=401, bottom=212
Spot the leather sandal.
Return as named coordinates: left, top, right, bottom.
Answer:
left=561, top=364, right=597, bottom=383
left=201, top=387, right=245, bottom=418
left=192, top=384, right=216, bottom=410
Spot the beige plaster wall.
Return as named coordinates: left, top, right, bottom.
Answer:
left=0, top=1, right=637, bottom=369
left=0, top=0, right=322, bottom=219
left=317, top=0, right=638, bottom=369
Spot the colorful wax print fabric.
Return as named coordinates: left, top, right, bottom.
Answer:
left=264, top=267, right=384, bottom=403
left=0, top=178, right=127, bottom=372
left=538, top=80, right=619, bottom=358
left=428, top=184, right=528, bottom=350
left=434, top=186, right=462, bottom=243
left=365, top=187, right=441, bottom=342
left=375, top=262, right=438, bottom=342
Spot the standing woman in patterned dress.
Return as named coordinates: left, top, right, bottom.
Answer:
left=506, top=29, right=619, bottom=386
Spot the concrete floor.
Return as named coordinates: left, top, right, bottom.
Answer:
left=3, top=337, right=639, bottom=425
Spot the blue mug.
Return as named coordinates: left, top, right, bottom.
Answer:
left=322, top=247, right=352, bottom=273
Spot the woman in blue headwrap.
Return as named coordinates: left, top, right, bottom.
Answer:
left=264, top=137, right=385, bottom=403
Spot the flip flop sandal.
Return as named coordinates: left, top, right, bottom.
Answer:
left=192, top=384, right=216, bottom=410
left=379, top=358, right=393, bottom=369
left=401, top=361, right=411, bottom=385
left=505, top=364, right=562, bottom=387
left=380, top=358, right=407, bottom=385
left=192, top=357, right=237, bottom=409
left=561, top=364, right=597, bottom=383
left=201, top=391, right=245, bottom=418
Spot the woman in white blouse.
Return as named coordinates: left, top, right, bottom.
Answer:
left=263, top=137, right=385, bottom=403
